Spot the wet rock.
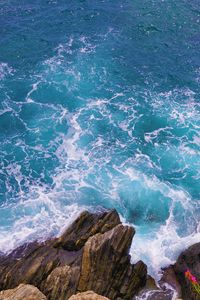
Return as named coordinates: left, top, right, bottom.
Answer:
left=0, top=209, right=147, bottom=300
left=41, top=265, right=80, bottom=300
left=0, top=239, right=81, bottom=291
left=54, top=209, right=121, bottom=251
left=69, top=291, right=110, bottom=300
left=78, top=224, right=147, bottom=299
left=161, top=266, right=182, bottom=298
left=0, top=209, right=119, bottom=292
left=0, top=284, right=47, bottom=300
left=133, top=274, right=174, bottom=300
left=145, top=275, right=159, bottom=290
left=174, top=242, right=200, bottom=300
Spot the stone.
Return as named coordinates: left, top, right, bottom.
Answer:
left=54, top=209, right=121, bottom=251
left=145, top=275, right=159, bottom=290
left=133, top=275, right=173, bottom=300
left=69, top=291, right=110, bottom=300
left=0, top=209, right=119, bottom=292
left=78, top=224, right=147, bottom=299
left=0, top=209, right=147, bottom=300
left=0, top=284, right=47, bottom=300
left=41, top=265, right=80, bottom=300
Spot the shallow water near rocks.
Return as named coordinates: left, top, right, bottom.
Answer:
left=0, top=0, right=200, bottom=278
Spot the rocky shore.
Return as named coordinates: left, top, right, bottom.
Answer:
left=0, top=209, right=199, bottom=300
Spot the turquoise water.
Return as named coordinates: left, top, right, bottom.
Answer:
left=0, top=0, right=200, bottom=276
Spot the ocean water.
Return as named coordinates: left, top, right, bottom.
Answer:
left=0, top=0, right=200, bottom=277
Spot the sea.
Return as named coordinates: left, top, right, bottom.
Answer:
left=0, top=0, right=200, bottom=278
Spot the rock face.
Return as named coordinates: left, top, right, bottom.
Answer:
left=174, top=242, right=200, bottom=300
left=78, top=224, right=147, bottom=299
left=0, top=209, right=147, bottom=300
left=41, top=265, right=80, bottom=300
left=69, top=291, right=110, bottom=300
left=0, top=284, right=47, bottom=300
left=54, top=210, right=121, bottom=251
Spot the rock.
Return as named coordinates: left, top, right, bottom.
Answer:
left=0, top=209, right=147, bottom=300
left=0, top=209, right=119, bottom=292
left=69, top=291, right=110, bottom=300
left=78, top=224, right=147, bottom=299
left=161, top=266, right=182, bottom=298
left=133, top=274, right=174, bottom=300
left=146, top=275, right=159, bottom=290
left=174, top=242, right=200, bottom=300
left=54, top=209, right=121, bottom=251
left=0, top=239, right=81, bottom=291
left=41, top=265, right=80, bottom=300
left=0, top=284, right=47, bottom=300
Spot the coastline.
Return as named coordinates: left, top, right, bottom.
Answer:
left=0, top=209, right=198, bottom=300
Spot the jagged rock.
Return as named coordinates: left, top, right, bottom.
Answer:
left=78, top=224, right=147, bottom=299
left=54, top=209, right=121, bottom=250
left=69, top=291, right=110, bottom=300
left=0, top=239, right=81, bottom=291
left=0, top=209, right=119, bottom=292
left=139, top=275, right=159, bottom=292
left=41, top=265, right=80, bottom=300
left=0, top=284, right=47, bottom=300
left=174, top=242, right=200, bottom=300
left=0, top=209, right=147, bottom=300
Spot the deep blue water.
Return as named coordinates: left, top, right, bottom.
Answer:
left=0, top=0, right=200, bottom=276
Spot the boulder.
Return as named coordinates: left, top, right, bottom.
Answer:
left=78, top=224, right=147, bottom=299
left=69, top=291, right=110, bottom=300
left=41, top=265, right=80, bottom=300
left=0, top=284, right=47, bottom=300
left=54, top=209, right=121, bottom=251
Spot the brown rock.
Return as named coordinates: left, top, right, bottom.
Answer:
left=0, top=209, right=147, bottom=300
left=144, top=275, right=159, bottom=290
left=41, top=265, right=80, bottom=300
left=69, top=291, right=110, bottom=300
left=0, top=284, right=47, bottom=300
left=0, top=240, right=81, bottom=291
left=54, top=209, right=121, bottom=251
left=0, top=209, right=119, bottom=292
left=78, top=224, right=147, bottom=300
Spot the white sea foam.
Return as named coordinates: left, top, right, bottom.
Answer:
left=129, top=178, right=199, bottom=279
left=0, top=190, right=86, bottom=253
left=131, top=221, right=200, bottom=280
left=0, top=62, right=14, bottom=80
